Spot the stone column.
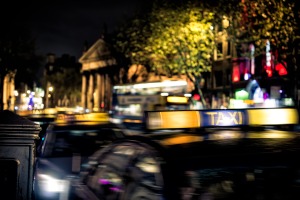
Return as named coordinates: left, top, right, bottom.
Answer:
left=81, top=74, right=87, bottom=110
left=105, top=74, right=111, bottom=111
left=95, top=73, right=101, bottom=111
left=100, top=74, right=106, bottom=110
left=88, top=73, right=94, bottom=112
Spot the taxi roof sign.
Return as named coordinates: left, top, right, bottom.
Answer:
left=145, top=108, right=299, bottom=130
left=55, top=112, right=109, bottom=125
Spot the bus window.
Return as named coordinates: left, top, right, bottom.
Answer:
left=110, top=80, right=192, bottom=124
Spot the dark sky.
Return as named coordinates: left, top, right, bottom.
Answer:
left=5, top=1, right=148, bottom=59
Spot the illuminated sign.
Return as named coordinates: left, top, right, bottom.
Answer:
left=146, top=111, right=200, bottom=129
left=247, top=108, right=298, bottom=125
left=167, top=96, right=189, bottom=104
left=145, top=108, right=299, bottom=130
left=201, top=110, right=246, bottom=126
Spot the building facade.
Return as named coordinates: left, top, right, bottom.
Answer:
left=79, top=39, right=117, bottom=112
left=3, top=71, right=16, bottom=110
left=79, top=26, right=236, bottom=112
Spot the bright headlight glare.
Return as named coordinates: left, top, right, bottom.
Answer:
left=37, top=174, right=65, bottom=192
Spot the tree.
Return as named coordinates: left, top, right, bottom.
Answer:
left=0, top=21, right=41, bottom=110
left=44, top=54, right=82, bottom=107
left=113, top=1, right=216, bottom=107
left=144, top=2, right=216, bottom=107
left=216, top=0, right=297, bottom=61
left=111, top=9, right=152, bottom=83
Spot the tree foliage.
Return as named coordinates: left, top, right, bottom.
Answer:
left=45, top=55, right=82, bottom=107
left=145, top=2, right=215, bottom=80
left=0, top=17, right=42, bottom=110
left=113, top=1, right=216, bottom=107
left=216, top=0, right=297, bottom=57
left=111, top=11, right=152, bottom=83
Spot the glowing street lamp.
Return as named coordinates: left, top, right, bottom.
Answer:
left=48, top=86, right=53, bottom=92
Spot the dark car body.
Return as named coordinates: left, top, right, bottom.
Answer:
left=25, top=113, right=56, bottom=146
left=69, top=108, right=300, bottom=200
left=33, top=113, right=126, bottom=200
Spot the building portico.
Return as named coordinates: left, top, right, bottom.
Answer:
left=79, top=38, right=116, bottom=112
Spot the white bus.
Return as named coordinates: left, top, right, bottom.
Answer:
left=110, top=80, right=193, bottom=129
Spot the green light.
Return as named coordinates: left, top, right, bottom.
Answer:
left=235, top=90, right=248, bottom=100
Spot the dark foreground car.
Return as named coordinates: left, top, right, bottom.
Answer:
left=67, top=108, right=300, bottom=200
left=33, top=112, right=126, bottom=200
left=25, top=113, right=55, bottom=146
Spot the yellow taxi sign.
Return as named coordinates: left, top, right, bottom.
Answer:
left=145, top=108, right=299, bottom=130
left=247, top=108, right=299, bottom=125
left=146, top=110, right=201, bottom=129
left=55, top=112, right=109, bottom=124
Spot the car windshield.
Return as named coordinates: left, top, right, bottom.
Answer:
left=42, top=128, right=122, bottom=157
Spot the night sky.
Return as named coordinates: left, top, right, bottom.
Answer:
left=3, top=0, right=148, bottom=59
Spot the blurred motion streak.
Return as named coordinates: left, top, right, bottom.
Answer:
left=161, top=135, right=204, bottom=145
left=247, top=108, right=299, bottom=125
left=147, top=111, right=200, bottom=129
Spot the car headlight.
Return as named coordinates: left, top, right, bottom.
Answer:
left=37, top=174, right=66, bottom=193
left=109, top=117, right=122, bottom=124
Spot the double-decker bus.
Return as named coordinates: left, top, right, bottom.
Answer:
left=109, top=80, right=193, bottom=130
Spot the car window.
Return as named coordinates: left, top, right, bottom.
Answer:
left=41, top=128, right=121, bottom=157
left=83, top=142, right=164, bottom=200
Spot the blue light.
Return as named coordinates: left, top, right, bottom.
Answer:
left=244, top=73, right=251, bottom=80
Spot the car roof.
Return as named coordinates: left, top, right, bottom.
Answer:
left=101, top=128, right=300, bottom=174
left=48, top=121, right=122, bottom=130
left=99, top=107, right=300, bottom=163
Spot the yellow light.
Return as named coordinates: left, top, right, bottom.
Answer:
left=147, top=111, right=200, bottom=129
left=55, top=112, right=109, bottom=124
left=14, top=90, right=19, bottom=96
left=167, top=96, right=189, bottom=104
left=160, top=135, right=203, bottom=146
left=247, top=130, right=297, bottom=139
left=243, top=99, right=254, bottom=105
left=247, top=108, right=299, bottom=125
left=209, top=131, right=243, bottom=140
left=123, top=119, right=142, bottom=123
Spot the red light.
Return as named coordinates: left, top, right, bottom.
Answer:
left=275, top=63, right=288, bottom=76
left=232, top=65, right=240, bottom=82
left=193, top=94, right=201, bottom=101
left=264, top=66, right=273, bottom=77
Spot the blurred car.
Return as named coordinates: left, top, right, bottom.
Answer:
left=33, top=112, right=126, bottom=200
left=25, top=113, right=56, bottom=146
left=68, top=107, right=300, bottom=200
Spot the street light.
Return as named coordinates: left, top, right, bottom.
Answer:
left=45, top=83, right=54, bottom=108
left=48, top=86, right=54, bottom=108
